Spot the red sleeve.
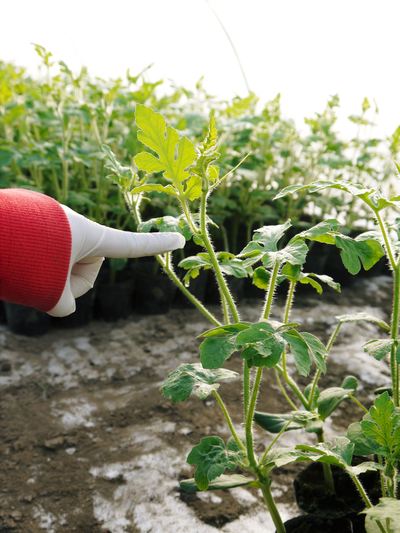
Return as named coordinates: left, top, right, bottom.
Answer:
left=0, top=189, right=71, bottom=312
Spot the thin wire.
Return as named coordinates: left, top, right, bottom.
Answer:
left=205, top=0, right=251, bottom=94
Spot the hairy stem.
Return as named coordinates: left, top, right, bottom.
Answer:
left=375, top=210, right=397, bottom=271
left=281, top=281, right=297, bottom=379
left=212, top=390, right=246, bottom=452
left=283, top=281, right=296, bottom=324
left=261, top=261, right=280, bottom=321
left=245, top=367, right=262, bottom=470
left=349, top=394, right=368, bottom=414
left=124, top=193, right=221, bottom=327
left=260, top=421, right=291, bottom=465
left=317, top=430, right=335, bottom=494
left=309, top=322, right=343, bottom=407
left=276, top=365, right=309, bottom=409
left=243, top=362, right=251, bottom=417
left=274, top=369, right=298, bottom=410
left=200, top=191, right=240, bottom=323
left=258, top=477, right=286, bottom=533
left=350, top=473, right=372, bottom=508
left=390, top=266, right=400, bottom=406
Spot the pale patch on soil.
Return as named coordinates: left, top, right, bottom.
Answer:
left=0, top=276, right=393, bottom=532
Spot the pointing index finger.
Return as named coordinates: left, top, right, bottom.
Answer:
left=89, top=223, right=186, bottom=258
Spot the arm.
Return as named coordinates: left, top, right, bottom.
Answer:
left=0, top=189, right=184, bottom=316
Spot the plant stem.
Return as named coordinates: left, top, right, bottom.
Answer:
left=200, top=191, right=240, bottom=323
left=220, top=291, right=231, bottom=324
left=350, top=473, right=372, bottom=508
left=259, top=478, right=286, bottom=533
left=281, top=281, right=297, bottom=378
left=276, top=365, right=309, bottom=409
left=374, top=210, right=400, bottom=406
left=245, top=261, right=285, bottom=467
left=283, top=281, right=296, bottom=324
left=349, top=394, right=368, bottom=414
left=157, top=254, right=221, bottom=326
left=317, top=430, right=335, bottom=494
left=390, top=266, right=400, bottom=406
left=309, top=322, right=343, bottom=407
left=124, top=193, right=221, bottom=327
left=179, top=194, right=199, bottom=236
left=350, top=473, right=390, bottom=533
left=375, top=210, right=397, bottom=271
left=243, top=362, right=250, bottom=416
left=274, top=369, right=298, bottom=410
left=261, top=261, right=280, bottom=321
left=260, top=421, right=291, bottom=465
left=212, top=390, right=246, bottom=452
left=245, top=367, right=262, bottom=470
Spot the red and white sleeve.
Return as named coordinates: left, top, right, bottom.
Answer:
left=0, top=189, right=72, bottom=311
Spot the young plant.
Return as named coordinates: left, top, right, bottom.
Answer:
left=275, top=174, right=400, bottom=533
left=103, top=105, right=393, bottom=532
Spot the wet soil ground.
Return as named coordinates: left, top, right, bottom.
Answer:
left=0, top=276, right=393, bottom=532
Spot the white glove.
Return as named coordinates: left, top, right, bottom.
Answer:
left=48, top=205, right=185, bottom=317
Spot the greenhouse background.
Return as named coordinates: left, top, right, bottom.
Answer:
left=1, top=1, right=400, bottom=532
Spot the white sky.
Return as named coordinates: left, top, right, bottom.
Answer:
left=2, top=0, right=400, bottom=136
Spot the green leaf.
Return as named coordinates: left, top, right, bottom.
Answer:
left=363, top=498, right=400, bottom=533
left=263, top=239, right=309, bottom=268
left=184, top=175, right=202, bottom=201
left=283, top=330, right=327, bottom=377
left=217, top=253, right=250, bottom=278
left=297, top=219, right=340, bottom=244
left=235, top=322, right=275, bottom=345
left=187, top=437, right=243, bottom=490
left=295, top=436, right=355, bottom=468
left=364, top=339, right=393, bottom=361
left=237, top=323, right=284, bottom=368
left=347, top=421, right=377, bottom=456
left=360, top=392, right=400, bottom=459
left=139, top=215, right=192, bottom=240
left=180, top=474, right=255, bottom=493
left=342, top=375, right=359, bottom=390
left=274, top=179, right=397, bottom=214
left=189, top=111, right=220, bottom=198
left=336, top=313, right=390, bottom=332
left=161, top=363, right=238, bottom=403
left=274, top=179, right=371, bottom=203
left=317, top=386, right=354, bottom=420
left=282, top=264, right=341, bottom=294
left=252, top=266, right=270, bottom=290
left=200, top=323, right=251, bottom=338
left=254, top=410, right=321, bottom=434
left=135, top=105, right=196, bottom=186
left=179, top=254, right=211, bottom=270
left=335, top=235, right=384, bottom=275
left=130, top=183, right=177, bottom=196
left=309, top=274, right=341, bottom=293
left=199, top=335, right=237, bottom=369
left=241, top=220, right=291, bottom=256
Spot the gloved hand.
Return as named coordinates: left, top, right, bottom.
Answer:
left=48, top=205, right=185, bottom=317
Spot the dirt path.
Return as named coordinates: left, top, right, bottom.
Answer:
left=0, top=276, right=393, bottom=532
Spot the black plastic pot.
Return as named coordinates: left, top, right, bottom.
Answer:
left=0, top=301, right=6, bottom=324
left=282, top=514, right=355, bottom=533
left=304, top=241, right=330, bottom=275
left=173, top=270, right=209, bottom=308
left=54, top=289, right=96, bottom=328
left=4, top=302, right=51, bottom=336
left=95, top=279, right=134, bottom=321
left=132, top=260, right=177, bottom=314
left=294, top=461, right=380, bottom=517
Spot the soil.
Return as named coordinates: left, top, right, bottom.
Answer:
left=0, top=276, right=393, bottom=532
